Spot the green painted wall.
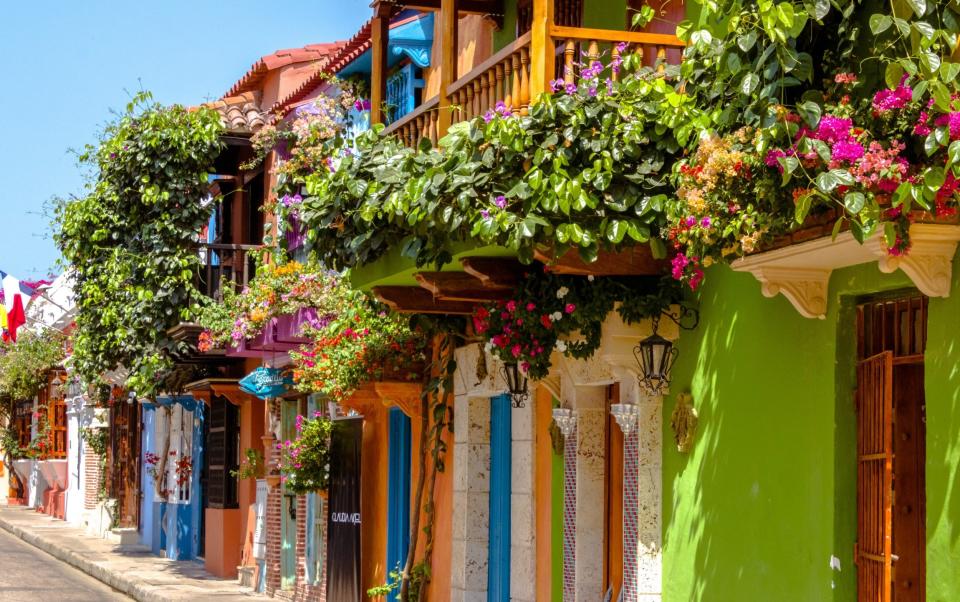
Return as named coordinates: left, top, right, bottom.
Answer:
left=662, top=251, right=960, bottom=601
left=924, top=257, right=960, bottom=601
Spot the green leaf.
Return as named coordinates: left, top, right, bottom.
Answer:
left=920, top=52, right=941, bottom=75
left=797, top=100, right=822, bottom=128
left=948, top=140, right=960, bottom=166
left=843, top=192, right=866, bottom=215
left=849, top=219, right=865, bottom=244
left=725, top=52, right=742, bottom=74
left=924, top=166, right=946, bottom=190
left=737, top=31, right=758, bottom=52
left=932, top=81, right=952, bottom=112
left=831, top=218, right=844, bottom=241
left=649, top=237, right=667, bottom=260
left=924, top=131, right=940, bottom=156
left=741, top=73, right=760, bottom=95
left=778, top=156, right=800, bottom=185
left=794, top=191, right=812, bottom=224
left=906, top=0, right=926, bottom=18
left=883, top=222, right=897, bottom=249
left=940, top=61, right=960, bottom=83
left=885, top=63, right=904, bottom=90
left=805, top=0, right=830, bottom=20
left=675, top=20, right=693, bottom=41
left=912, top=21, right=935, bottom=39
left=776, top=2, right=795, bottom=28
left=870, top=14, right=893, bottom=34
left=607, top=220, right=628, bottom=243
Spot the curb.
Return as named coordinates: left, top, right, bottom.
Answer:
left=0, top=514, right=256, bottom=602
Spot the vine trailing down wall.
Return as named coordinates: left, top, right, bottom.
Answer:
left=55, top=92, right=224, bottom=397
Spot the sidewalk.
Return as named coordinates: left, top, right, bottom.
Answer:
left=0, top=505, right=267, bottom=602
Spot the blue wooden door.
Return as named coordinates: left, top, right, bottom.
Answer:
left=387, top=407, right=412, bottom=575
left=488, top=394, right=512, bottom=601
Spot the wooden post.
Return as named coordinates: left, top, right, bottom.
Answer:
left=529, top=0, right=555, bottom=98
left=437, top=0, right=458, bottom=138
left=370, top=6, right=390, bottom=125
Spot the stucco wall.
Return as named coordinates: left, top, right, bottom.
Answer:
left=664, top=252, right=960, bottom=601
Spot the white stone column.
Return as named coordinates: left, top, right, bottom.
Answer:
left=511, top=391, right=537, bottom=602
left=635, top=390, right=663, bottom=601
left=450, top=393, right=491, bottom=601
left=565, top=380, right=607, bottom=602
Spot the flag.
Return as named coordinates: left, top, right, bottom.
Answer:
left=0, top=271, right=35, bottom=342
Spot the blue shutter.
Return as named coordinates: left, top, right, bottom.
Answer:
left=488, top=394, right=512, bottom=601
left=387, top=407, right=412, bottom=574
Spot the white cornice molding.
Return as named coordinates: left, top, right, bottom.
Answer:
left=732, top=224, right=960, bottom=319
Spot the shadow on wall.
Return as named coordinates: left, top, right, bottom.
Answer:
left=924, top=249, right=960, bottom=599
left=661, top=265, right=842, bottom=602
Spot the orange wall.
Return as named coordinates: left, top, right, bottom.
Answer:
left=423, top=15, right=495, bottom=98
left=240, top=397, right=265, bottom=565
left=206, top=508, right=243, bottom=578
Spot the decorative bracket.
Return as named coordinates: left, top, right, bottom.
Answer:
left=391, top=40, right=432, bottom=67
left=732, top=224, right=960, bottom=319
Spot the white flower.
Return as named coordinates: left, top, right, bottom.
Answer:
left=484, top=342, right=493, bottom=353
left=555, top=340, right=568, bottom=352
left=551, top=311, right=563, bottom=322
left=587, top=275, right=595, bottom=282
left=556, top=286, right=569, bottom=299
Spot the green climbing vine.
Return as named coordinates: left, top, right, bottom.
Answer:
left=55, top=91, right=223, bottom=397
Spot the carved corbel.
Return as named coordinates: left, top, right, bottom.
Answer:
left=748, top=266, right=831, bottom=319
left=876, top=224, right=960, bottom=298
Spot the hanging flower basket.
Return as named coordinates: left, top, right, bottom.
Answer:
left=278, top=413, right=333, bottom=495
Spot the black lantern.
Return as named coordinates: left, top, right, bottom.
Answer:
left=501, top=362, right=528, bottom=408
left=633, top=315, right=679, bottom=394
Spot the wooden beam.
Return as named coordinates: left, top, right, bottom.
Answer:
left=373, top=286, right=477, bottom=314
left=382, top=0, right=502, bottom=15
left=414, top=272, right=513, bottom=302
left=437, top=0, right=458, bottom=136
left=535, top=246, right=669, bottom=276
left=459, top=257, right=525, bottom=288
left=370, top=9, right=390, bottom=125
left=528, top=0, right=554, bottom=96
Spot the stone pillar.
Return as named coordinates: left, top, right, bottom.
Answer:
left=511, top=390, right=537, bottom=602
left=450, top=394, right=491, bottom=600
left=635, top=389, right=663, bottom=601
left=567, top=380, right=607, bottom=602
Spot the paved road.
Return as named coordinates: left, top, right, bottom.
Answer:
left=0, top=527, right=131, bottom=601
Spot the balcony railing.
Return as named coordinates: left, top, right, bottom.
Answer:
left=198, top=243, right=260, bottom=301
left=382, top=26, right=684, bottom=149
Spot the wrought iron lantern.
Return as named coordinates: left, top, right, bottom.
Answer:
left=48, top=373, right=64, bottom=401
left=633, top=315, right=678, bottom=394
left=633, top=305, right=699, bottom=395
left=552, top=406, right=577, bottom=438
left=610, top=402, right=639, bottom=436
left=501, top=362, right=528, bottom=408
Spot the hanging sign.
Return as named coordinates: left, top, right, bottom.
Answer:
left=326, top=417, right=362, bottom=601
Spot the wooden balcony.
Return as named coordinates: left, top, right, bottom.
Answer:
left=197, top=243, right=260, bottom=301
left=381, top=24, right=683, bottom=149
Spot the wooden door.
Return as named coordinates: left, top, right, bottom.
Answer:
left=109, top=400, right=141, bottom=529
left=856, top=351, right=894, bottom=602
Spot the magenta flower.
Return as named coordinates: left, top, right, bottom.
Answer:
left=564, top=303, right=576, bottom=314
left=872, top=81, right=913, bottom=113
left=700, top=216, right=712, bottom=228
left=526, top=302, right=536, bottom=311
left=550, top=79, right=565, bottom=92
left=831, top=140, right=865, bottom=163
left=934, top=112, right=960, bottom=140
left=511, top=344, right=522, bottom=358
left=565, top=83, right=577, bottom=95
left=494, top=195, right=507, bottom=209
left=814, top=116, right=854, bottom=144
left=671, top=253, right=690, bottom=280
left=685, top=216, right=697, bottom=227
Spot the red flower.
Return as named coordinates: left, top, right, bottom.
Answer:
left=540, top=315, right=553, bottom=329
left=564, top=303, right=576, bottom=314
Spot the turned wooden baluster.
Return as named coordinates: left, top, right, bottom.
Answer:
left=587, top=40, right=600, bottom=64
left=465, top=84, right=475, bottom=120
left=495, top=63, right=505, bottom=108
left=504, top=56, right=515, bottom=109
left=473, top=79, right=482, bottom=117
left=519, top=46, right=530, bottom=113
left=429, top=113, right=438, bottom=146
left=480, top=71, right=496, bottom=112
left=657, top=46, right=667, bottom=72
left=564, top=39, right=576, bottom=85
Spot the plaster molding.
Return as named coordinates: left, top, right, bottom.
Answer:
left=732, top=224, right=960, bottom=319
left=453, top=343, right=509, bottom=398
left=373, top=382, right=422, bottom=418
left=391, top=40, right=432, bottom=67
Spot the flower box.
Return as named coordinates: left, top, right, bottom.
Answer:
left=226, top=307, right=318, bottom=357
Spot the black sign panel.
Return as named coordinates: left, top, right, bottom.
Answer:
left=326, top=416, right=363, bottom=601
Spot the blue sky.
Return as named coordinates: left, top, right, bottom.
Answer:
left=0, top=1, right=369, bottom=279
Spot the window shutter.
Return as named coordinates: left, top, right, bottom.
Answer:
left=856, top=351, right=894, bottom=602
left=206, top=396, right=239, bottom=509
